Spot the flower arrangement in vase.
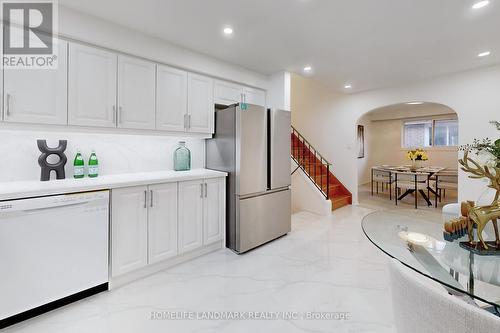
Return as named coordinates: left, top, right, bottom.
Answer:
left=406, top=148, right=428, bottom=171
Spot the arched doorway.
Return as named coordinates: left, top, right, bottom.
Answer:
left=355, top=102, right=459, bottom=211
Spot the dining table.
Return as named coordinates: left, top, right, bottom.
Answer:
left=371, top=165, right=446, bottom=208
left=362, top=211, right=500, bottom=315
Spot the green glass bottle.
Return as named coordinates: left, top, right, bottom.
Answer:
left=88, top=150, right=99, bottom=178
left=174, top=141, right=191, bottom=171
left=73, top=150, right=85, bottom=179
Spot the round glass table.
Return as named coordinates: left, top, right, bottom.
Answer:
left=362, top=211, right=500, bottom=314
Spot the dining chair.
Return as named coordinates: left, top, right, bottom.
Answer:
left=394, top=171, right=432, bottom=208
left=371, top=168, right=395, bottom=199
left=434, top=169, right=458, bottom=206
left=388, top=259, right=500, bottom=333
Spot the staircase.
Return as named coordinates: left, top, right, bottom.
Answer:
left=291, top=126, right=352, bottom=211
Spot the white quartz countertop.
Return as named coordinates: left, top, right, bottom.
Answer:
left=0, top=169, right=227, bottom=201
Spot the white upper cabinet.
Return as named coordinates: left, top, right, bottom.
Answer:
left=68, top=43, right=117, bottom=128
left=187, top=73, right=214, bottom=134
left=178, top=180, right=204, bottom=254
left=156, top=65, right=187, bottom=132
left=203, top=178, right=225, bottom=245
left=243, top=86, right=266, bottom=107
left=117, top=55, right=156, bottom=129
left=3, top=40, right=68, bottom=125
left=214, top=80, right=242, bottom=105
left=214, top=80, right=266, bottom=107
left=148, top=183, right=178, bottom=264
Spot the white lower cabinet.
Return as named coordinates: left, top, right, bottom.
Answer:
left=178, top=180, right=204, bottom=254
left=148, top=183, right=178, bottom=264
left=111, top=186, right=149, bottom=277
left=203, top=178, right=225, bottom=245
left=111, top=177, right=225, bottom=280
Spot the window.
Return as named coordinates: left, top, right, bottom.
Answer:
left=403, top=120, right=432, bottom=148
left=402, top=119, right=458, bottom=148
left=434, top=119, right=458, bottom=146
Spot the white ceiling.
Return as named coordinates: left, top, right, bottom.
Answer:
left=59, top=0, right=500, bottom=93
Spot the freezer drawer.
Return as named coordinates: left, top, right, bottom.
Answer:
left=236, top=189, right=291, bottom=253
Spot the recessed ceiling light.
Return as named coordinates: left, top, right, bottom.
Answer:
left=344, top=84, right=352, bottom=89
left=477, top=51, right=491, bottom=57
left=223, top=27, right=233, bottom=35
left=406, top=102, right=424, bottom=105
left=472, top=1, right=489, bottom=9
left=303, top=66, right=312, bottom=72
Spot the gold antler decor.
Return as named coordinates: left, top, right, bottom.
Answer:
left=457, top=144, right=500, bottom=255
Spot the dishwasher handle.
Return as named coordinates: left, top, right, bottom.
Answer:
left=21, top=201, right=90, bottom=213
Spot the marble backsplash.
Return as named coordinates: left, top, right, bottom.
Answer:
left=0, top=129, right=205, bottom=182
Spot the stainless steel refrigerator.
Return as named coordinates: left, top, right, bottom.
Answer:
left=206, top=103, right=291, bottom=253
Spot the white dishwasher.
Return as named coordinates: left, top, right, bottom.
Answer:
left=0, top=190, right=109, bottom=328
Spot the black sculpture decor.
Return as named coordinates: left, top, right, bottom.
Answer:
left=37, top=140, right=68, bottom=181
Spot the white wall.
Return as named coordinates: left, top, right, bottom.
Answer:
left=356, top=113, right=372, bottom=185
left=0, top=126, right=204, bottom=182
left=292, top=65, right=500, bottom=204
left=291, top=160, right=331, bottom=216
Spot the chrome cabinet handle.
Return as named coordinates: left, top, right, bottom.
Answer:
left=205, top=183, right=208, bottom=198
left=144, top=190, right=147, bottom=208
left=6, top=94, right=11, bottom=116
left=188, top=114, right=191, bottom=129
left=184, top=114, right=188, bottom=130
left=112, top=105, right=116, bottom=124
left=200, top=183, right=204, bottom=198
left=150, top=190, right=153, bottom=208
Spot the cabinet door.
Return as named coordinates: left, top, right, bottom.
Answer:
left=117, top=55, right=155, bottom=129
left=243, top=87, right=266, bottom=107
left=203, top=178, right=225, bottom=245
left=178, top=180, right=204, bottom=254
left=68, top=43, right=117, bottom=128
left=3, top=40, right=67, bottom=125
left=214, top=80, right=242, bottom=106
left=111, top=186, right=148, bottom=277
left=156, top=65, right=187, bottom=132
left=187, top=73, right=214, bottom=134
left=148, top=183, right=178, bottom=264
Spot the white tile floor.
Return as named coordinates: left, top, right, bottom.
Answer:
left=4, top=205, right=397, bottom=333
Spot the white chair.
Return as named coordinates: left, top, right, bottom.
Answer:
left=388, top=259, right=500, bottom=333
left=442, top=202, right=460, bottom=223
left=435, top=169, right=458, bottom=205
left=372, top=168, right=395, bottom=199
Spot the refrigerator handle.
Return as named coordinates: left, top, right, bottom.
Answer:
left=267, top=108, right=271, bottom=190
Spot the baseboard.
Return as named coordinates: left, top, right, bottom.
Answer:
left=109, top=241, right=223, bottom=289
